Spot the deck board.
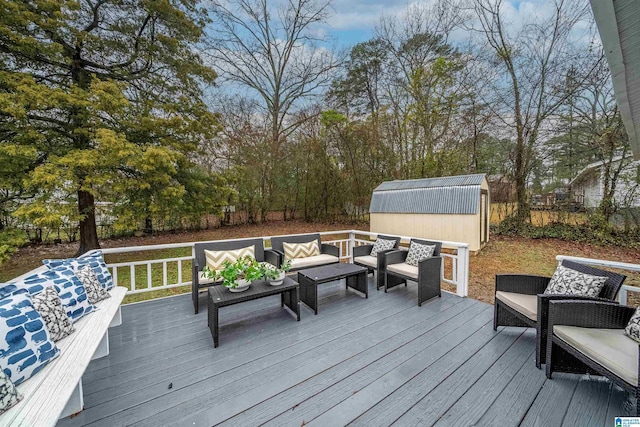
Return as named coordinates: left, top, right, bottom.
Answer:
left=56, top=276, right=634, bottom=427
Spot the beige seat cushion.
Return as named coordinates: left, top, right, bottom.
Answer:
left=387, top=263, right=418, bottom=280
left=354, top=255, right=377, bottom=268
left=554, top=326, right=638, bottom=385
left=290, top=254, right=339, bottom=269
left=495, top=291, right=538, bottom=321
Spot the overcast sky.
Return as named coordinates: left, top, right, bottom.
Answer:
left=323, top=0, right=592, bottom=48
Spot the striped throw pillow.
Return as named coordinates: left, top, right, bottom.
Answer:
left=204, top=246, right=255, bottom=271
left=283, top=241, right=320, bottom=260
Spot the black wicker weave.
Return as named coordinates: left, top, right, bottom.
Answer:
left=208, top=277, right=300, bottom=348
left=269, top=233, right=340, bottom=272
left=546, top=300, right=639, bottom=415
left=383, top=239, right=442, bottom=307
left=494, top=259, right=627, bottom=369
left=297, top=263, right=368, bottom=314
left=191, top=238, right=279, bottom=314
left=352, top=235, right=402, bottom=290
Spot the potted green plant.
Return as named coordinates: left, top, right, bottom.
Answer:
left=262, top=260, right=292, bottom=286
left=202, top=256, right=264, bottom=292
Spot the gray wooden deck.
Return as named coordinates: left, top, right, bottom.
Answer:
left=57, top=276, right=634, bottom=426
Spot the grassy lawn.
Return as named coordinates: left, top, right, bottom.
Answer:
left=2, top=219, right=640, bottom=306
left=470, top=235, right=640, bottom=305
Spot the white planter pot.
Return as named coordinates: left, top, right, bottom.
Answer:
left=228, top=279, right=250, bottom=292
left=269, top=271, right=286, bottom=286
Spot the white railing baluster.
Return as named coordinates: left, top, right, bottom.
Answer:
left=130, top=265, right=136, bottom=292
left=112, top=267, right=118, bottom=287
left=162, top=261, right=167, bottom=287
left=147, top=264, right=152, bottom=289
left=177, top=260, right=183, bottom=285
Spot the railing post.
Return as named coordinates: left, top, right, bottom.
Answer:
left=456, top=245, right=469, bottom=297
left=619, top=286, right=628, bottom=305
left=349, top=230, right=355, bottom=262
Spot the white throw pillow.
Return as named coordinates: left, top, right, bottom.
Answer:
left=405, top=241, right=436, bottom=267
left=625, top=307, right=640, bottom=343
left=544, top=265, right=608, bottom=298
left=370, top=238, right=396, bottom=256
left=204, top=245, right=255, bottom=271
left=283, top=241, right=320, bottom=260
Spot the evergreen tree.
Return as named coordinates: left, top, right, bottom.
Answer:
left=0, top=0, right=219, bottom=253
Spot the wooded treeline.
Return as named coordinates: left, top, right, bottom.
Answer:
left=0, top=0, right=636, bottom=256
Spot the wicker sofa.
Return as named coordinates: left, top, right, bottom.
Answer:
left=384, top=239, right=442, bottom=306
left=546, top=300, right=639, bottom=415
left=493, top=259, right=626, bottom=368
left=191, top=238, right=279, bottom=313
left=352, top=235, right=402, bottom=290
left=269, top=233, right=340, bottom=272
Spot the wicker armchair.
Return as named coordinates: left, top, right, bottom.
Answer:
left=191, top=238, right=279, bottom=314
left=269, top=233, right=340, bottom=272
left=547, top=300, right=639, bottom=415
left=494, top=259, right=626, bottom=368
left=384, top=239, right=442, bottom=306
left=352, top=235, right=402, bottom=290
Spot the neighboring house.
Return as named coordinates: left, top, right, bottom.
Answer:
left=570, top=156, right=640, bottom=209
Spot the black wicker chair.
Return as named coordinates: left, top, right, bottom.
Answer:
left=269, top=233, right=340, bottom=272
left=547, top=300, right=639, bottom=415
left=191, top=238, right=279, bottom=314
left=494, top=259, right=626, bottom=368
left=352, top=235, right=402, bottom=290
left=384, top=239, right=442, bottom=306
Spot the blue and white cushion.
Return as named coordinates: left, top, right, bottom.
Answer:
left=13, top=269, right=95, bottom=322
left=0, top=293, right=60, bottom=385
left=11, top=270, right=61, bottom=296
left=43, top=251, right=114, bottom=290
left=0, top=283, right=28, bottom=299
left=50, top=273, right=95, bottom=322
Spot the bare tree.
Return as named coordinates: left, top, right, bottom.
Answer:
left=204, top=0, right=338, bottom=215
left=470, top=0, right=590, bottom=224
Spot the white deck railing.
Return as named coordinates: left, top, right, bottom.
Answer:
left=85, top=230, right=471, bottom=298
left=556, top=255, right=640, bottom=305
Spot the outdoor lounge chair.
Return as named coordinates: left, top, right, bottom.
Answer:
left=270, top=233, right=340, bottom=271
left=384, top=239, right=442, bottom=306
left=191, top=238, right=279, bottom=313
left=352, top=235, right=402, bottom=290
left=493, top=259, right=626, bottom=368
left=546, top=300, right=639, bottom=415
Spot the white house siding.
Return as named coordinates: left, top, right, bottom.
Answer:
left=572, top=159, right=640, bottom=208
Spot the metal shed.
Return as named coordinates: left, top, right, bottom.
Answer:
left=369, top=174, right=490, bottom=252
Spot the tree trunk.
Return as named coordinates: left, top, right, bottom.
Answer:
left=144, top=216, right=153, bottom=235
left=72, top=49, right=101, bottom=255
left=76, top=189, right=100, bottom=255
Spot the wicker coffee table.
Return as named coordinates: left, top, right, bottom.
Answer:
left=297, top=263, right=368, bottom=314
left=208, top=277, right=299, bottom=347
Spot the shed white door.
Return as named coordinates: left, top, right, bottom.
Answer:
left=480, top=190, right=489, bottom=244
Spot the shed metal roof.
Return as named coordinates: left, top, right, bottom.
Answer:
left=370, top=174, right=486, bottom=214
